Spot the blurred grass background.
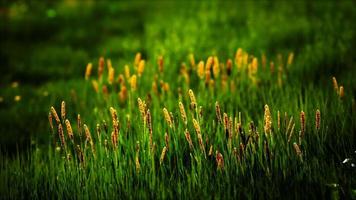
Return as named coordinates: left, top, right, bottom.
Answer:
left=0, top=0, right=355, bottom=153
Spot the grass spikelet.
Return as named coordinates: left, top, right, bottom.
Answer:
left=264, top=104, right=272, bottom=135
left=160, top=146, right=167, bottom=165
left=75, top=145, right=85, bottom=165
left=277, top=111, right=281, bottom=131
left=208, top=145, right=213, bottom=157
left=192, top=118, right=201, bottom=135
left=287, top=52, right=294, bottom=66
left=184, top=129, right=194, bottom=150
left=216, top=151, right=224, bottom=170
left=163, top=108, right=173, bottom=128
left=48, top=112, right=54, bottom=133
left=215, top=101, right=222, bottom=124
left=137, top=98, right=146, bottom=123
left=226, top=59, right=232, bottom=75
left=130, top=75, right=137, bottom=91
left=137, top=60, right=145, bottom=77
left=188, top=89, right=197, bottom=110
left=135, top=141, right=140, bottom=173
left=65, top=119, right=74, bottom=141
left=223, top=113, right=229, bottom=138
left=213, top=56, right=219, bottom=78
left=293, top=142, right=303, bottom=161
left=300, top=111, right=305, bottom=140
left=84, top=124, right=95, bottom=154
left=124, top=65, right=130, bottom=79
left=165, top=132, right=169, bottom=150
left=178, top=102, right=187, bottom=125
left=197, top=133, right=206, bottom=157
left=332, top=76, right=338, bottom=93
left=77, top=114, right=82, bottom=137
left=315, top=109, right=320, bottom=131
left=146, top=109, right=153, bottom=150
left=61, top=101, right=66, bottom=122
left=339, top=86, right=344, bottom=98
left=197, top=61, right=205, bottom=79
left=98, top=56, right=105, bottom=80
left=111, top=131, right=118, bottom=148
left=58, top=124, right=66, bottom=151
left=288, top=123, right=295, bottom=143
left=50, top=106, right=60, bottom=125
left=134, top=52, right=141, bottom=67
left=189, top=54, right=196, bottom=69
left=85, top=63, right=92, bottom=80
left=119, top=85, right=127, bottom=102
left=158, top=56, right=164, bottom=73
left=91, top=80, right=99, bottom=93
left=108, top=67, right=115, bottom=85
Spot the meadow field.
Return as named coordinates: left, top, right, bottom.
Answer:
left=0, top=1, right=355, bottom=199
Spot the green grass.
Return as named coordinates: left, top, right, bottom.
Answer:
left=0, top=1, right=356, bottom=199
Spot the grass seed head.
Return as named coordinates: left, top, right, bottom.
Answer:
left=215, top=101, right=222, bottom=124
left=108, top=67, right=115, bottom=85
left=163, top=108, right=173, bottom=128
left=216, top=151, right=224, bottom=170
left=48, top=112, right=54, bottom=133
left=339, top=86, right=344, bottom=98
left=188, top=89, right=197, bottom=109
left=137, top=60, right=145, bottom=77
left=58, top=124, right=66, bottom=150
left=178, top=102, right=188, bottom=125
left=61, top=101, right=66, bottom=122
left=50, top=106, right=61, bottom=125
left=85, top=63, right=93, bottom=80
left=124, top=65, right=130, bottom=79
left=98, top=56, right=105, bottom=80
left=293, top=142, right=303, bottom=161
left=300, top=111, right=305, bottom=139
left=130, top=75, right=137, bottom=91
left=332, top=76, right=338, bottom=93
left=134, top=52, right=141, bottom=67
left=160, top=146, right=167, bottom=165
left=197, top=61, right=205, bottom=79
left=65, top=119, right=74, bottom=141
left=264, top=104, right=272, bottom=135
left=184, top=129, right=194, bottom=150
left=315, top=109, right=320, bottom=131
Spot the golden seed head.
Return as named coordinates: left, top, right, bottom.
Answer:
left=208, top=145, right=213, bottom=156
left=137, top=60, right=145, bottom=77
left=50, top=106, right=60, bottom=125
left=98, top=56, right=105, bottom=80
left=213, top=56, right=220, bottom=78
left=160, top=146, right=168, bottom=165
left=184, top=129, right=194, bottom=149
left=264, top=104, right=272, bottom=135
left=165, top=132, right=169, bottom=149
left=216, top=151, right=224, bottom=170
left=85, top=63, right=93, bottom=80
left=206, top=56, right=213, bottom=71
left=339, top=86, right=344, bottom=98
left=315, top=109, right=321, bottom=131
left=277, top=111, right=281, bottom=131
left=58, top=124, right=66, bottom=149
left=137, top=98, right=146, bottom=122
left=91, top=80, right=99, bottom=93
left=189, top=53, right=196, bottom=69
left=197, top=133, right=205, bottom=155
left=83, top=124, right=92, bottom=144
left=65, top=119, right=74, bottom=140
left=293, top=142, right=302, bottom=160
left=223, top=113, right=229, bottom=131
left=197, top=61, right=205, bottom=79
left=130, top=75, right=137, bottom=91
left=178, top=102, right=187, bottom=125
left=111, top=131, right=118, bottom=148
left=300, top=111, right=305, bottom=137
left=61, top=101, right=66, bottom=122
left=287, top=52, right=294, bottom=65
left=215, top=101, right=222, bottom=124
left=124, top=65, right=130, bottom=79
left=332, top=77, right=338, bottom=93
left=193, top=118, right=201, bottom=135
left=188, top=89, right=197, bottom=109
left=134, top=52, right=141, bottom=67
left=158, top=56, right=164, bottom=73
left=108, top=67, right=115, bottom=85
left=226, top=59, right=233, bottom=75
left=163, top=108, right=173, bottom=128
left=251, top=57, right=258, bottom=72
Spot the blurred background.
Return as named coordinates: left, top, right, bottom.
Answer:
left=0, top=0, right=355, bottom=153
